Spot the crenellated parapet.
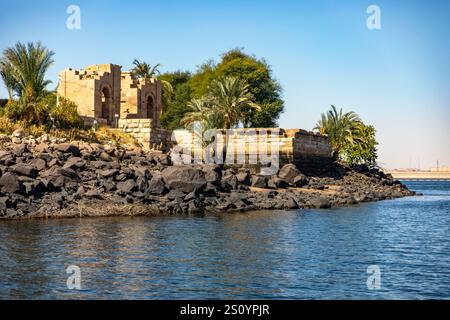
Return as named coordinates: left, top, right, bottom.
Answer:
left=57, top=63, right=163, bottom=128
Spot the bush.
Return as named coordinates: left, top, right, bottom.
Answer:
left=2, top=98, right=48, bottom=125
left=0, top=116, right=21, bottom=135
left=50, top=97, right=84, bottom=129
left=93, top=126, right=141, bottom=148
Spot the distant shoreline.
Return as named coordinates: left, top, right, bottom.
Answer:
left=388, top=171, right=450, bottom=180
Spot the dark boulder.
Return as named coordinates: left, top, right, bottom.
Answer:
left=236, top=171, right=251, bottom=186
left=166, top=189, right=186, bottom=200
left=251, top=175, right=267, bottom=188
left=201, top=164, right=222, bottom=185
left=12, top=143, right=28, bottom=157
left=85, top=189, right=102, bottom=199
left=98, top=168, right=119, bottom=178
left=147, top=176, right=166, bottom=195
left=132, top=165, right=151, bottom=179
left=136, top=176, right=148, bottom=192
left=161, top=166, right=206, bottom=193
left=309, top=196, right=331, bottom=209
left=28, top=158, right=47, bottom=171
left=116, top=179, right=137, bottom=193
left=63, top=157, right=86, bottom=170
left=0, top=196, right=12, bottom=211
left=33, top=180, right=47, bottom=195
left=293, top=174, right=308, bottom=187
left=221, top=174, right=239, bottom=190
left=12, top=163, right=38, bottom=179
left=55, top=143, right=81, bottom=156
left=0, top=172, right=24, bottom=194
left=278, top=164, right=300, bottom=184
left=270, top=176, right=289, bottom=188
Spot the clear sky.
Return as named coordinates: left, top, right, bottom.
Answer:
left=0, top=0, right=449, bottom=169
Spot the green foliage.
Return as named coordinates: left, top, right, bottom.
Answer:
left=342, top=125, right=378, bottom=167
left=50, top=97, right=84, bottom=129
left=2, top=96, right=49, bottom=125
left=181, top=76, right=260, bottom=130
left=159, top=71, right=193, bottom=130
left=0, top=41, right=54, bottom=103
left=0, top=116, right=21, bottom=135
left=159, top=49, right=284, bottom=130
left=131, top=59, right=161, bottom=79
left=314, top=105, right=378, bottom=166
left=188, top=60, right=217, bottom=99
left=131, top=58, right=174, bottom=111
left=188, top=49, right=284, bottom=127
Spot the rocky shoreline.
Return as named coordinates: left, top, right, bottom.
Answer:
left=0, top=133, right=416, bottom=221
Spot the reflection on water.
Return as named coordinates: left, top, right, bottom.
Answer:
left=0, top=181, right=449, bottom=299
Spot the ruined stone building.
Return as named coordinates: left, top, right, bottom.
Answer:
left=57, top=64, right=163, bottom=128
left=57, top=63, right=332, bottom=168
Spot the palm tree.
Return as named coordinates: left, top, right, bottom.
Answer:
left=314, top=105, right=364, bottom=159
left=0, top=61, right=18, bottom=99
left=0, top=41, right=54, bottom=103
left=205, top=76, right=260, bottom=129
left=131, top=59, right=161, bottom=79
left=131, top=59, right=173, bottom=103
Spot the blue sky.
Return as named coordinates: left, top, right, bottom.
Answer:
left=0, top=0, right=449, bottom=169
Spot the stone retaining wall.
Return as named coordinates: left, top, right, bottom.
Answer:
left=117, top=119, right=171, bottom=150
left=170, top=128, right=332, bottom=170
left=116, top=123, right=332, bottom=168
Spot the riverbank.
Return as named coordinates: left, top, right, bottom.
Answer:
left=0, top=134, right=415, bottom=220
left=388, top=171, right=450, bottom=180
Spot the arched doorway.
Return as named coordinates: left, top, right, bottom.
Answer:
left=101, top=87, right=112, bottom=125
left=146, top=95, right=155, bottom=121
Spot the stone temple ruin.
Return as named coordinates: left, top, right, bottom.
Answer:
left=57, top=63, right=333, bottom=170
left=57, top=63, right=170, bottom=148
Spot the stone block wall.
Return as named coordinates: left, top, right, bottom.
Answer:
left=117, top=119, right=172, bottom=150
left=170, top=128, right=332, bottom=169
left=116, top=123, right=332, bottom=168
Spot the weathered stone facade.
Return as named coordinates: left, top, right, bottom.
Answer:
left=170, top=128, right=333, bottom=171
left=117, top=118, right=172, bottom=150
left=57, top=64, right=332, bottom=166
left=57, top=64, right=163, bottom=128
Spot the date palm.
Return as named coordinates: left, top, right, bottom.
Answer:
left=0, top=41, right=54, bottom=103
left=0, top=61, right=18, bottom=99
left=314, top=105, right=364, bottom=159
left=206, top=76, right=260, bottom=129
left=131, top=59, right=173, bottom=102
left=131, top=59, right=161, bottom=79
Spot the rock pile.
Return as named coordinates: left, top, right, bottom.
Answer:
left=0, top=134, right=415, bottom=220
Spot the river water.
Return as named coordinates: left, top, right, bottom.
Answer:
left=0, top=181, right=449, bottom=299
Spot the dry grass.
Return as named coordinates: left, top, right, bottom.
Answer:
left=0, top=117, right=141, bottom=149
left=0, top=116, right=21, bottom=135
left=47, top=126, right=141, bottom=148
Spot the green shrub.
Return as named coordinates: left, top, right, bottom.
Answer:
left=49, top=97, right=84, bottom=129
left=2, top=98, right=47, bottom=125
left=0, top=116, right=21, bottom=135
